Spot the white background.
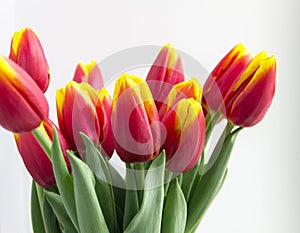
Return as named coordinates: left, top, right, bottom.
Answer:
left=0, top=0, right=299, bottom=232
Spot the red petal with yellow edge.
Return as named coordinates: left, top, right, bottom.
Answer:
left=203, top=43, right=252, bottom=112
left=229, top=56, right=276, bottom=127
left=73, top=60, right=104, bottom=90
left=112, top=74, right=160, bottom=163
left=9, top=28, right=50, bottom=92
left=146, top=44, right=184, bottom=110
left=162, top=98, right=205, bottom=173
left=0, top=56, right=48, bottom=132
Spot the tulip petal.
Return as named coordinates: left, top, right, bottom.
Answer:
left=229, top=56, right=277, bottom=127
left=0, top=56, right=48, bottom=132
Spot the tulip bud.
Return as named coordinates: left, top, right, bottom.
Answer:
left=146, top=44, right=185, bottom=110
left=159, top=78, right=202, bottom=119
left=96, top=88, right=114, bottom=158
left=161, top=98, right=206, bottom=173
left=224, top=52, right=277, bottom=127
left=9, top=27, right=50, bottom=92
left=203, top=44, right=252, bottom=113
left=112, top=74, right=161, bottom=163
left=56, top=81, right=100, bottom=154
left=73, top=60, right=104, bottom=90
left=0, top=56, right=49, bottom=133
left=14, top=120, right=70, bottom=188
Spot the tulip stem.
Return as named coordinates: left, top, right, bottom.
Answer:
left=202, top=121, right=234, bottom=175
left=32, top=127, right=52, bottom=158
left=134, top=162, right=145, bottom=205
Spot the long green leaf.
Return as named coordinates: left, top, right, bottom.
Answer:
left=41, top=192, right=61, bottom=233
left=44, top=191, right=78, bottom=233
left=31, top=181, right=46, bottom=233
left=124, top=151, right=166, bottom=233
left=51, top=129, right=78, bottom=231
left=81, top=133, right=118, bottom=233
left=123, top=164, right=140, bottom=231
left=162, top=178, right=187, bottom=233
left=68, top=151, right=109, bottom=233
left=185, top=128, right=241, bottom=233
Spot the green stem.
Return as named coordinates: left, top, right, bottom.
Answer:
left=134, top=162, right=145, bottom=205
left=201, top=121, right=234, bottom=175
left=164, top=169, right=173, bottom=196
left=32, top=127, right=52, bottom=158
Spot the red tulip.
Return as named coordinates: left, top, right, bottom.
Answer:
left=0, top=56, right=49, bottom=133
left=224, top=52, right=277, bottom=127
left=161, top=97, right=206, bottom=173
left=112, top=74, right=161, bottom=163
left=14, top=120, right=70, bottom=188
left=9, top=27, right=50, bottom=92
left=159, top=78, right=202, bottom=119
left=56, top=81, right=100, bottom=154
left=203, top=43, right=252, bottom=113
left=146, top=44, right=185, bottom=110
left=73, top=60, right=104, bottom=90
left=96, top=88, right=114, bottom=158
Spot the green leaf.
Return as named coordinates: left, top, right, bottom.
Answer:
left=68, top=151, right=109, bottom=233
left=181, top=152, right=204, bottom=202
left=51, top=129, right=78, bottom=231
left=44, top=191, right=78, bottom=233
left=123, top=164, right=140, bottom=231
left=162, top=178, right=187, bottom=233
left=31, top=181, right=46, bottom=233
left=124, top=151, right=166, bottom=233
left=185, top=128, right=241, bottom=233
left=41, top=192, right=61, bottom=233
left=81, top=133, right=118, bottom=233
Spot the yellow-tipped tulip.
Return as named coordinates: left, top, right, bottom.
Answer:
left=203, top=43, right=252, bottom=113
left=161, top=98, right=206, bottom=173
left=159, top=78, right=202, bottom=119
left=0, top=56, right=49, bottom=133
left=112, top=74, right=161, bottom=163
left=146, top=44, right=185, bottom=110
left=73, top=60, right=104, bottom=90
left=224, top=52, right=277, bottom=127
left=9, top=27, right=50, bottom=92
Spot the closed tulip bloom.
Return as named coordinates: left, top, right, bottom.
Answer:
left=56, top=81, right=100, bottom=154
left=0, top=56, right=49, bottom=133
left=159, top=78, right=202, bottom=119
left=14, top=120, right=70, bottom=188
left=96, top=88, right=114, bottom=158
left=9, top=27, right=50, bottom=92
left=112, top=74, right=161, bottom=163
left=161, top=98, right=206, bottom=173
left=146, top=44, right=185, bottom=110
left=203, top=43, right=252, bottom=113
left=224, top=52, right=277, bottom=127
left=73, top=60, right=104, bottom=90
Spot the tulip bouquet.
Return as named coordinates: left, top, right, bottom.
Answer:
left=0, top=27, right=277, bottom=233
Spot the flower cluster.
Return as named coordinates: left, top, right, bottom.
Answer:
left=0, top=27, right=277, bottom=233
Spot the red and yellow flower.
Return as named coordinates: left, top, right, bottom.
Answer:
left=9, top=27, right=50, bottom=93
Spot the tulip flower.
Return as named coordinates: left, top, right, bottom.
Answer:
left=223, top=51, right=277, bottom=127
left=112, top=74, right=161, bottom=163
left=161, top=98, right=206, bottom=173
left=14, top=120, right=70, bottom=188
left=56, top=81, right=114, bottom=158
left=159, top=78, right=202, bottom=119
left=146, top=44, right=185, bottom=110
left=0, top=56, right=49, bottom=133
left=96, top=88, right=114, bottom=158
left=73, top=60, right=104, bottom=90
left=203, top=43, right=252, bottom=113
left=56, top=81, right=100, bottom=154
left=9, top=27, right=50, bottom=93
